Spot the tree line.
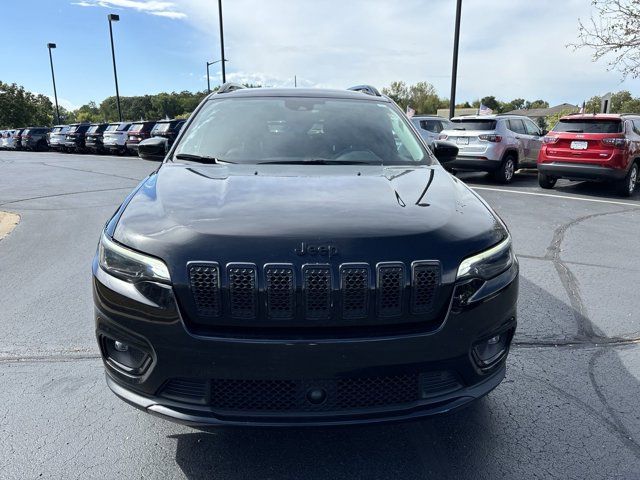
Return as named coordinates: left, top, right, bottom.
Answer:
left=3, top=78, right=640, bottom=129
left=381, top=81, right=551, bottom=114
left=0, top=81, right=209, bottom=129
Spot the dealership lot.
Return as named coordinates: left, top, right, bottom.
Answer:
left=1, top=151, right=639, bottom=478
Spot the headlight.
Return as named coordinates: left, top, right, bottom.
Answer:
left=456, top=236, right=513, bottom=281
left=98, top=232, right=170, bottom=284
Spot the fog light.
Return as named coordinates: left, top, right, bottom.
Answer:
left=473, top=333, right=509, bottom=368
left=102, top=336, right=151, bottom=375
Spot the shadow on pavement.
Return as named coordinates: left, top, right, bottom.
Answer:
left=169, top=401, right=492, bottom=480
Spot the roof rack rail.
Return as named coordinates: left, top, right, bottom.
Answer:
left=347, top=85, right=382, bottom=97
left=217, top=82, right=246, bottom=94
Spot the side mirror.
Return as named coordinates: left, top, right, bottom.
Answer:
left=431, top=140, right=458, bottom=163
left=541, top=129, right=548, bottom=136
left=138, top=136, right=168, bottom=161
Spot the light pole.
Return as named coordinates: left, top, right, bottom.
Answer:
left=218, top=0, right=226, bottom=83
left=107, top=13, right=123, bottom=121
left=206, top=59, right=228, bottom=93
left=47, top=43, right=60, bottom=124
left=449, top=0, right=462, bottom=119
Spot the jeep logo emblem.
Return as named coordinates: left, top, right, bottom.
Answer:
left=295, top=242, right=338, bottom=258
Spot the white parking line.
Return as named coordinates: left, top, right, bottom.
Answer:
left=470, top=186, right=640, bottom=208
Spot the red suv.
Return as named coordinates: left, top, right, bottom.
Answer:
left=537, top=114, right=639, bottom=197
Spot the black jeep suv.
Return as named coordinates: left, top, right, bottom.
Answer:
left=93, top=84, right=518, bottom=427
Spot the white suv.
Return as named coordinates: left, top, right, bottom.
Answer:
left=439, top=115, right=544, bottom=183
left=103, top=122, right=132, bottom=155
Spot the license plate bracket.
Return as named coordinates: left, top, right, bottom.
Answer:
left=456, top=137, right=469, bottom=145
left=570, top=140, right=588, bottom=150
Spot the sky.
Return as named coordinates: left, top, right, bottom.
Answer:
left=1, top=0, right=639, bottom=111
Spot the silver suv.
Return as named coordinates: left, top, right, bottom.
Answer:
left=411, top=115, right=453, bottom=146
left=439, top=115, right=544, bottom=183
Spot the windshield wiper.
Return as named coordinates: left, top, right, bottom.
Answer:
left=564, top=129, right=584, bottom=133
left=174, top=153, right=234, bottom=164
left=258, top=159, right=371, bottom=165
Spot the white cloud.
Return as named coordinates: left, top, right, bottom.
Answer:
left=70, top=0, right=640, bottom=104
left=176, top=0, right=640, bottom=105
left=71, top=0, right=185, bottom=19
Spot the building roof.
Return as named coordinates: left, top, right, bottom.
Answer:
left=503, top=103, right=579, bottom=118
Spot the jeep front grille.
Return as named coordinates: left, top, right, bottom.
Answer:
left=340, top=264, right=370, bottom=319
left=265, top=265, right=295, bottom=319
left=186, top=260, right=441, bottom=326
left=227, top=264, right=257, bottom=319
left=303, top=265, right=332, bottom=320
left=188, top=263, right=221, bottom=318
left=411, top=262, right=440, bottom=314
left=377, top=263, right=405, bottom=317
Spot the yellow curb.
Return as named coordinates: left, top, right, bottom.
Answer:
left=0, top=211, right=20, bottom=240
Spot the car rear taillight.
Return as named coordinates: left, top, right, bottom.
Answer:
left=543, top=136, right=559, bottom=144
left=479, top=134, right=502, bottom=142
left=601, top=137, right=628, bottom=148
left=438, top=134, right=448, bottom=140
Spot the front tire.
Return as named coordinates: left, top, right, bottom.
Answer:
left=492, top=155, right=517, bottom=184
left=538, top=172, right=557, bottom=189
left=616, top=162, right=638, bottom=197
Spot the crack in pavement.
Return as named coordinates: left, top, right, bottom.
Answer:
left=0, top=186, right=135, bottom=208
left=521, top=372, right=640, bottom=460
left=587, top=349, right=639, bottom=454
left=0, top=353, right=101, bottom=364
left=543, top=207, right=638, bottom=342
left=40, top=161, right=148, bottom=181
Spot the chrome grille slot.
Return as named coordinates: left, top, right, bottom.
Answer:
left=188, top=262, right=221, bottom=318
left=340, top=264, right=370, bottom=319
left=227, top=264, right=257, bottom=319
left=411, top=262, right=440, bottom=314
left=377, top=263, right=405, bottom=317
left=302, top=265, right=332, bottom=320
left=265, top=264, right=295, bottom=319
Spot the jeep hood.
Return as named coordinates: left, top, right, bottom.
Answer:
left=111, top=163, right=505, bottom=278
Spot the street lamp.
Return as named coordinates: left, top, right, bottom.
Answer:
left=47, top=43, right=60, bottom=124
left=217, top=0, right=226, bottom=84
left=107, top=13, right=122, bottom=121
left=448, top=0, right=462, bottom=119
left=206, top=59, right=228, bottom=93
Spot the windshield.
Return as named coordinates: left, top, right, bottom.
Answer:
left=450, top=119, right=497, bottom=131
left=129, top=123, right=147, bottom=132
left=152, top=122, right=171, bottom=133
left=553, top=119, right=623, bottom=133
left=173, top=96, right=430, bottom=165
left=87, top=125, right=100, bottom=133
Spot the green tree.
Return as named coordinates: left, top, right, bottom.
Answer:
left=480, top=96, right=501, bottom=112
left=502, top=98, right=525, bottom=112
left=382, top=81, right=410, bottom=110
left=0, top=81, right=55, bottom=128
left=525, top=99, right=549, bottom=110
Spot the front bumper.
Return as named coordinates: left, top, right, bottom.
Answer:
left=538, top=162, right=627, bottom=181
left=94, top=261, right=518, bottom=427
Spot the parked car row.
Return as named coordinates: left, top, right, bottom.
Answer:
left=415, top=112, right=638, bottom=197
left=0, top=127, right=51, bottom=151
left=0, top=119, right=185, bottom=156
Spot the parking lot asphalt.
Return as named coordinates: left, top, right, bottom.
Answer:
left=1, top=151, right=639, bottom=479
